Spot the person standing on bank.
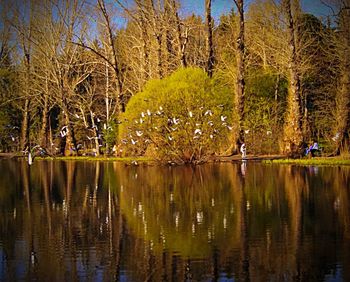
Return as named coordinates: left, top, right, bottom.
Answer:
left=240, top=143, right=246, bottom=159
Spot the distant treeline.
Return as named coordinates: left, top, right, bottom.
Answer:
left=0, top=0, right=349, bottom=160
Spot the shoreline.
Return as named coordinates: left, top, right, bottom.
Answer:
left=1, top=152, right=350, bottom=165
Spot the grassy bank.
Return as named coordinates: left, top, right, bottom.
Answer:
left=264, top=157, right=350, bottom=166
left=17, top=154, right=350, bottom=166
left=37, top=155, right=154, bottom=164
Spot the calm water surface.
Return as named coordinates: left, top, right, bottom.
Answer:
left=0, top=159, right=350, bottom=281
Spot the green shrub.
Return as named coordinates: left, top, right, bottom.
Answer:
left=119, top=68, right=233, bottom=163
left=244, top=69, right=288, bottom=154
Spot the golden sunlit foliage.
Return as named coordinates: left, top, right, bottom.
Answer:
left=119, top=68, right=233, bottom=163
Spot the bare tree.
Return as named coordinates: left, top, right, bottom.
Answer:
left=72, top=0, right=125, bottom=115
left=36, top=0, right=94, bottom=155
left=10, top=0, right=35, bottom=151
left=97, top=0, right=125, bottom=112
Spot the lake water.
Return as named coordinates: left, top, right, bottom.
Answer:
left=0, top=159, right=349, bottom=281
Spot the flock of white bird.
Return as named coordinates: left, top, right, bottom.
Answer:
left=122, top=105, right=235, bottom=151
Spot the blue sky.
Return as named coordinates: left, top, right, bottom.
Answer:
left=180, top=0, right=234, bottom=19
left=179, top=0, right=334, bottom=21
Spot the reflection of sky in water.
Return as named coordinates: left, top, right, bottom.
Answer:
left=119, top=270, right=130, bottom=282
left=0, top=246, right=4, bottom=280
left=324, top=266, right=343, bottom=282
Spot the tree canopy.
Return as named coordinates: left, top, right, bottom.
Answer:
left=0, top=0, right=348, bottom=161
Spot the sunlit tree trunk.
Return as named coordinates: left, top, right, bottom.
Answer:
left=233, top=0, right=245, bottom=151
left=205, top=0, right=214, bottom=77
left=150, top=0, right=164, bottom=79
left=61, top=89, right=77, bottom=155
left=164, top=1, right=175, bottom=74
left=90, top=110, right=101, bottom=156
left=105, top=61, right=111, bottom=153
left=64, top=112, right=77, bottom=156
left=281, top=0, right=303, bottom=155
left=39, top=101, right=49, bottom=148
left=100, top=0, right=124, bottom=112
left=39, top=77, right=50, bottom=148
left=302, top=91, right=310, bottom=141
left=172, top=0, right=187, bottom=67
left=139, top=8, right=150, bottom=84
left=20, top=99, right=30, bottom=150
left=20, top=37, right=32, bottom=151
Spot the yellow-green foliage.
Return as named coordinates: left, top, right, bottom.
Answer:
left=119, top=68, right=233, bottom=163
left=267, top=157, right=350, bottom=166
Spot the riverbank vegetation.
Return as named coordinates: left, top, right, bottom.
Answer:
left=266, top=156, right=350, bottom=166
left=0, top=0, right=349, bottom=164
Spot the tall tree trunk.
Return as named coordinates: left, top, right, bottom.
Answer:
left=233, top=0, right=245, bottom=151
left=281, top=0, right=303, bottom=156
left=90, top=111, right=101, bottom=156
left=153, top=21, right=163, bottom=78
left=20, top=99, right=30, bottom=150
left=334, top=3, right=350, bottom=155
left=164, top=1, right=176, bottom=74
left=64, top=111, right=77, bottom=156
left=165, top=27, right=174, bottom=74
left=302, top=91, right=310, bottom=141
left=180, top=27, right=189, bottom=67
left=150, top=0, right=163, bottom=79
left=39, top=75, right=52, bottom=148
left=14, top=0, right=33, bottom=152
left=61, top=92, right=77, bottom=156
left=139, top=9, right=150, bottom=84
left=205, top=0, right=214, bottom=77
left=98, top=0, right=124, bottom=113
left=156, top=34, right=163, bottom=78
left=172, top=0, right=187, bottom=67
left=335, top=70, right=350, bottom=154
left=20, top=51, right=31, bottom=151
left=39, top=84, right=49, bottom=148
left=105, top=61, right=110, bottom=153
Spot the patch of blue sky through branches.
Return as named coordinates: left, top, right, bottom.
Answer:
left=180, top=0, right=335, bottom=23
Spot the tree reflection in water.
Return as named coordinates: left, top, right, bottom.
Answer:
left=0, top=160, right=349, bottom=281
